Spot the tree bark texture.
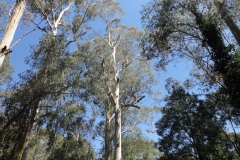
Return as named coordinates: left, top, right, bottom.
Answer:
left=0, top=0, right=27, bottom=68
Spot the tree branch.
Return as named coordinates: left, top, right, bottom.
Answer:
left=98, top=132, right=105, bottom=138
left=89, top=27, right=112, bottom=48
left=121, top=96, right=145, bottom=110
left=29, top=0, right=53, bottom=31
left=54, top=2, right=74, bottom=29
left=10, top=27, right=37, bottom=49
left=109, top=113, right=115, bottom=123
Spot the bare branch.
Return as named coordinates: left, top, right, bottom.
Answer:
left=33, top=112, right=51, bottom=122
left=98, top=132, right=105, bottom=138
left=29, top=0, right=53, bottom=31
left=89, top=27, right=112, bottom=48
left=8, top=5, right=14, bottom=17
left=109, top=113, right=115, bottom=123
left=10, top=28, right=37, bottom=49
left=54, top=2, right=74, bottom=29
left=121, top=96, right=145, bottom=110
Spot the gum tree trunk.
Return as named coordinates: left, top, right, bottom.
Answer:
left=104, top=112, right=111, bottom=160
left=112, top=46, right=121, bottom=160
left=0, top=0, right=27, bottom=68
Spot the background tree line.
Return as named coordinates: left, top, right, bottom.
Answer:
left=0, top=0, right=160, bottom=160
left=2, top=0, right=240, bottom=159
left=142, top=0, right=240, bottom=159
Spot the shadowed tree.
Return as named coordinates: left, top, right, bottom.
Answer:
left=156, top=86, right=238, bottom=160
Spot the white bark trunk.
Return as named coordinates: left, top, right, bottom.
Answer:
left=113, top=45, right=121, bottom=160
left=0, top=0, right=27, bottom=68
left=114, top=106, right=121, bottom=160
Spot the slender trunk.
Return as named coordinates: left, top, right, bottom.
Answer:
left=10, top=101, right=40, bottom=160
left=9, top=123, right=32, bottom=160
left=214, top=0, right=240, bottom=46
left=21, top=117, right=40, bottom=160
left=114, top=105, right=121, bottom=160
left=0, top=0, right=27, bottom=68
left=21, top=145, right=29, bottom=160
left=51, top=100, right=61, bottom=157
left=105, top=112, right=111, bottom=160
left=112, top=45, right=121, bottom=160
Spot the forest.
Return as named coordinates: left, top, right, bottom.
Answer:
left=0, top=0, right=240, bottom=160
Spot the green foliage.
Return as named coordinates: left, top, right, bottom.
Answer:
left=0, top=2, right=13, bottom=85
left=156, top=87, right=238, bottom=160
left=122, top=132, right=160, bottom=160
left=0, top=55, right=13, bottom=85
left=48, top=136, right=95, bottom=160
left=0, top=2, right=11, bottom=34
left=193, top=12, right=240, bottom=108
left=0, top=32, right=89, bottom=159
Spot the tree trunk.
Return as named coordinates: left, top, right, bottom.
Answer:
left=113, top=45, right=121, bottom=160
left=214, top=0, right=240, bottom=46
left=0, top=0, right=27, bottom=68
left=114, top=106, right=121, bottom=160
left=21, top=144, right=29, bottom=160
left=104, top=113, right=111, bottom=160
left=9, top=101, right=39, bottom=160
left=10, top=120, right=33, bottom=160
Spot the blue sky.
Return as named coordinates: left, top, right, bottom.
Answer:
left=7, top=0, right=192, bottom=148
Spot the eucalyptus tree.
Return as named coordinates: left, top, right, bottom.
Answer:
left=77, top=22, right=156, bottom=159
left=122, top=131, right=161, bottom=160
left=141, top=0, right=240, bottom=90
left=0, top=34, right=80, bottom=160
left=214, top=0, right=240, bottom=45
left=0, top=0, right=113, bottom=68
left=0, top=0, right=124, bottom=159
left=156, top=86, right=238, bottom=160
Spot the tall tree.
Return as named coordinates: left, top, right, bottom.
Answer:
left=0, top=34, right=75, bottom=160
left=0, top=0, right=107, bottom=68
left=141, top=0, right=240, bottom=84
left=0, top=0, right=27, bottom=68
left=0, top=1, right=124, bottom=159
left=214, top=0, right=240, bottom=46
left=77, top=23, right=156, bottom=160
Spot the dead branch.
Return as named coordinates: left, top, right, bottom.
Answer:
left=10, top=26, right=40, bottom=49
